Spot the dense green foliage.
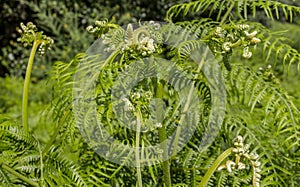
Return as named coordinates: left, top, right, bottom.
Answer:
left=0, top=0, right=178, bottom=77
left=0, top=0, right=300, bottom=186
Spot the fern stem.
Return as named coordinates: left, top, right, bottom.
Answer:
left=1, top=164, right=39, bottom=187
left=172, top=47, right=208, bottom=157
left=158, top=124, right=172, bottom=186
left=156, top=82, right=172, bottom=186
left=220, top=2, right=235, bottom=25
left=171, top=83, right=195, bottom=158
left=42, top=110, right=70, bottom=157
left=198, top=147, right=233, bottom=187
left=22, top=40, right=41, bottom=133
left=38, top=142, right=44, bottom=185
left=136, top=106, right=143, bottom=187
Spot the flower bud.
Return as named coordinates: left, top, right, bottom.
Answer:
left=86, top=25, right=94, bottom=32
left=250, top=37, right=261, bottom=44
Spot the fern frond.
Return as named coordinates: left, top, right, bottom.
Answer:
left=261, top=32, right=300, bottom=74
left=222, top=116, right=291, bottom=186
left=48, top=53, right=86, bottom=146
left=176, top=19, right=219, bottom=39
left=43, top=146, right=87, bottom=186
left=221, top=64, right=299, bottom=185
left=224, top=64, right=299, bottom=148
left=0, top=168, right=13, bottom=186
left=177, top=40, right=207, bottom=60
left=0, top=117, right=87, bottom=186
left=166, top=0, right=300, bottom=23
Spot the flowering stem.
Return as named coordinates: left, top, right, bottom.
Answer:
left=198, top=147, right=233, bottom=187
left=22, top=40, right=40, bottom=133
left=171, top=48, right=208, bottom=158
left=136, top=106, right=143, bottom=187
left=156, top=81, right=171, bottom=186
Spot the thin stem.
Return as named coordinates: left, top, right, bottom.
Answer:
left=156, top=82, right=171, bottom=186
left=171, top=47, right=208, bottom=157
left=158, top=126, right=172, bottom=186
left=171, top=83, right=194, bottom=158
left=22, top=40, right=41, bottom=133
left=136, top=106, right=143, bottom=187
left=1, top=164, right=39, bottom=187
left=243, top=154, right=260, bottom=187
left=220, top=1, right=235, bottom=25
left=198, top=147, right=233, bottom=187
left=38, top=143, right=44, bottom=185
left=42, top=110, right=70, bottom=157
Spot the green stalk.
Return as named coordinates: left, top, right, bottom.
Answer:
left=42, top=110, right=70, bottom=157
left=220, top=2, right=235, bottom=25
left=198, top=147, right=233, bottom=187
left=22, top=40, right=41, bottom=133
left=2, top=164, right=39, bottom=187
left=171, top=48, right=208, bottom=158
left=136, top=106, right=143, bottom=187
left=171, top=83, right=195, bottom=159
left=156, top=82, right=171, bottom=186
left=158, top=125, right=171, bottom=186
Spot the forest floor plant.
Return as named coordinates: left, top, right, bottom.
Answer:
left=17, top=22, right=54, bottom=133
left=0, top=23, right=86, bottom=186
left=0, top=0, right=300, bottom=186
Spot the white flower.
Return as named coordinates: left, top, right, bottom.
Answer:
left=122, top=98, right=134, bottom=112
left=104, top=47, right=110, bottom=52
left=222, top=42, right=232, bottom=52
left=254, top=161, right=261, bottom=167
left=237, top=162, right=246, bottom=170
left=237, top=24, right=249, bottom=31
left=250, top=153, right=259, bottom=160
left=215, top=26, right=223, bottom=37
left=251, top=37, right=261, bottom=44
left=244, top=30, right=258, bottom=39
left=243, top=47, right=252, bottom=59
left=102, top=39, right=109, bottom=44
left=255, top=167, right=262, bottom=173
left=139, top=37, right=156, bottom=54
left=255, top=173, right=261, bottom=179
left=86, top=25, right=94, bottom=32
left=225, top=160, right=236, bottom=173
left=156, top=123, right=162, bottom=128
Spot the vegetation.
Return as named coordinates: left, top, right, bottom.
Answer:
left=0, top=0, right=299, bottom=186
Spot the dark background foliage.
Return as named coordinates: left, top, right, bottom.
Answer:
left=1, top=0, right=300, bottom=77
left=0, top=0, right=179, bottom=77
left=0, top=0, right=300, bottom=186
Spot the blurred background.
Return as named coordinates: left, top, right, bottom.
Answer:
left=0, top=0, right=179, bottom=78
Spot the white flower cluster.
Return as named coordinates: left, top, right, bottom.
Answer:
left=214, top=24, right=261, bottom=60
left=121, top=35, right=157, bottom=56
left=138, top=36, right=156, bottom=56
left=17, top=22, right=54, bottom=55
left=121, top=24, right=158, bottom=57
left=217, top=135, right=262, bottom=187
left=86, top=20, right=109, bottom=33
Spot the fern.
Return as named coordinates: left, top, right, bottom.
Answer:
left=2, top=0, right=300, bottom=186
left=53, top=12, right=299, bottom=186
left=166, top=0, right=300, bottom=23
left=219, top=64, right=299, bottom=186
left=166, top=1, right=300, bottom=75
left=0, top=117, right=87, bottom=186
